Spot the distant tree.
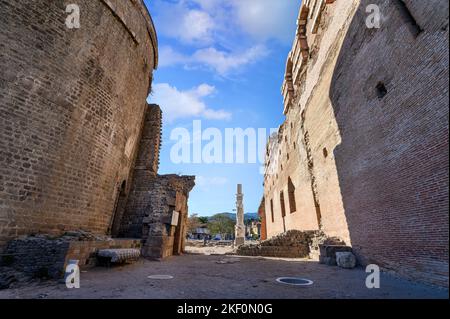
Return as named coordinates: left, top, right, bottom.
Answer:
left=198, top=216, right=209, bottom=224
left=207, top=213, right=235, bottom=239
left=187, top=214, right=202, bottom=234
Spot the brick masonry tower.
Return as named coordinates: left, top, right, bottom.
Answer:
left=0, top=0, right=158, bottom=248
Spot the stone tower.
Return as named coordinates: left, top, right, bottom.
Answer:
left=0, top=0, right=158, bottom=249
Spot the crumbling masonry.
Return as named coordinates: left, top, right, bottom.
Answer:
left=262, top=0, right=449, bottom=287
left=0, top=0, right=195, bottom=267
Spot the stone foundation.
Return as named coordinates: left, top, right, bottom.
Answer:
left=319, top=245, right=353, bottom=266
left=237, top=245, right=310, bottom=258
left=1, top=232, right=140, bottom=279
left=236, top=230, right=346, bottom=259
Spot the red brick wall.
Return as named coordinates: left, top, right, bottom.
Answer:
left=330, top=0, right=449, bottom=287
left=265, top=0, right=448, bottom=287
left=0, top=0, right=158, bottom=248
left=258, top=197, right=267, bottom=240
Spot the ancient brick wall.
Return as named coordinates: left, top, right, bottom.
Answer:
left=119, top=172, right=195, bottom=259
left=134, top=104, right=162, bottom=174
left=0, top=0, right=158, bottom=249
left=115, top=104, right=195, bottom=259
left=109, top=104, right=162, bottom=237
left=331, top=0, right=449, bottom=287
left=2, top=234, right=140, bottom=278
left=264, top=0, right=449, bottom=287
left=264, top=0, right=356, bottom=242
left=258, top=197, right=267, bottom=241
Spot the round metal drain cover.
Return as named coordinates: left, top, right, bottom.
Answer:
left=148, top=275, right=174, bottom=280
left=276, top=277, right=313, bottom=286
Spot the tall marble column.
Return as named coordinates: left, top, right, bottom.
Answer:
left=235, top=184, right=245, bottom=246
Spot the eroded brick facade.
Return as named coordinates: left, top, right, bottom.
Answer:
left=263, top=0, right=449, bottom=287
left=0, top=0, right=195, bottom=261
left=115, top=105, right=195, bottom=259
left=0, top=0, right=158, bottom=248
left=258, top=197, right=267, bottom=241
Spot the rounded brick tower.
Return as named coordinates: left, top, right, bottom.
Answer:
left=0, top=0, right=158, bottom=248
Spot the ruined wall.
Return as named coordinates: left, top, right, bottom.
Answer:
left=264, top=0, right=355, bottom=242
left=119, top=173, right=195, bottom=259
left=116, top=104, right=195, bottom=259
left=3, top=235, right=140, bottom=278
left=258, top=197, right=267, bottom=241
left=110, top=104, right=162, bottom=237
left=264, top=0, right=449, bottom=287
left=331, top=0, right=449, bottom=287
left=0, top=0, right=158, bottom=249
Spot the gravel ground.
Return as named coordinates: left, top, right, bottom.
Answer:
left=0, top=254, right=447, bottom=299
left=185, top=245, right=234, bottom=255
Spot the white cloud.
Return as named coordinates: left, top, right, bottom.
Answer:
left=153, top=0, right=298, bottom=75
left=202, top=109, right=232, bottom=120
left=231, top=0, right=301, bottom=44
left=193, top=45, right=267, bottom=75
left=158, top=45, right=268, bottom=76
left=181, top=10, right=215, bottom=43
left=195, top=83, right=216, bottom=97
left=154, top=1, right=215, bottom=44
left=196, top=176, right=228, bottom=188
left=158, top=46, right=189, bottom=67
left=191, top=0, right=300, bottom=44
left=149, top=83, right=232, bottom=122
left=154, top=0, right=300, bottom=45
left=191, top=0, right=224, bottom=12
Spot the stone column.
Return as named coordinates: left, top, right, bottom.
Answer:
left=235, top=184, right=245, bottom=246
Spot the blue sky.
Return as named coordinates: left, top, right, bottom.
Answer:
left=144, top=0, right=301, bottom=216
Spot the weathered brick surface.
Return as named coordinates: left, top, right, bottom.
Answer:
left=237, top=230, right=336, bottom=258
left=109, top=104, right=162, bottom=237
left=263, top=0, right=449, bottom=287
left=119, top=172, right=195, bottom=259
left=237, top=246, right=309, bottom=258
left=0, top=0, right=158, bottom=248
left=331, top=0, right=449, bottom=288
left=258, top=197, right=267, bottom=241
left=115, top=105, right=196, bottom=259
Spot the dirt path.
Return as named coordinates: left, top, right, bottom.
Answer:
left=0, top=254, right=447, bottom=299
left=184, top=244, right=234, bottom=255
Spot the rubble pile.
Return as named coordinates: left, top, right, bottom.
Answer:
left=237, top=230, right=316, bottom=258
left=236, top=230, right=348, bottom=259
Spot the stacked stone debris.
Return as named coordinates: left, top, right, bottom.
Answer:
left=236, top=230, right=348, bottom=258
left=309, top=233, right=346, bottom=260
left=236, top=230, right=319, bottom=258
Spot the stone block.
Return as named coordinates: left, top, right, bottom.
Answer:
left=97, top=249, right=140, bottom=264
left=336, top=252, right=357, bottom=269
left=319, top=245, right=352, bottom=266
